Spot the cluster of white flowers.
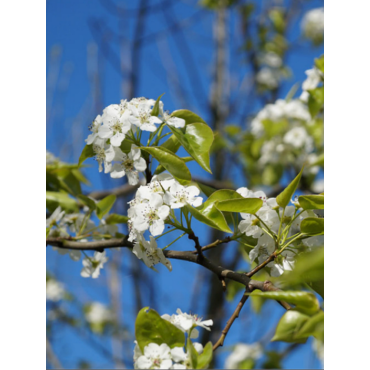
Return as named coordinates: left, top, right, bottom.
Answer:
left=237, top=187, right=322, bottom=277
left=300, top=66, right=323, bottom=103
left=250, top=93, right=322, bottom=175
left=127, top=173, right=203, bottom=271
left=256, top=52, right=285, bottom=90
left=85, top=97, right=185, bottom=185
left=47, top=207, right=114, bottom=278
left=224, top=343, right=263, bottom=369
left=133, top=309, right=212, bottom=369
left=46, top=279, right=65, bottom=302
left=301, top=7, right=324, bottom=43
left=85, top=302, right=113, bottom=324
left=134, top=342, right=203, bottom=369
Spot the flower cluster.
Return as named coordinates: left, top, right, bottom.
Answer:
left=301, top=7, right=324, bottom=44
left=127, top=173, right=203, bottom=270
left=46, top=278, right=65, bottom=302
left=47, top=206, right=116, bottom=278
left=85, top=97, right=185, bottom=185
left=85, top=302, right=113, bottom=324
left=133, top=309, right=212, bottom=369
left=134, top=342, right=204, bottom=369
left=249, top=62, right=323, bottom=179
left=237, top=187, right=323, bottom=277
left=225, top=343, right=263, bottom=369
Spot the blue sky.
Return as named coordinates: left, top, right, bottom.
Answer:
left=47, top=0, right=324, bottom=368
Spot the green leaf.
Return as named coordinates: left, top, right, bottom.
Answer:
left=96, top=195, right=116, bottom=220
left=187, top=338, right=198, bottom=369
left=272, top=310, right=310, bottom=343
left=55, top=168, right=82, bottom=196
left=196, top=342, right=213, bottom=369
left=105, top=213, right=129, bottom=224
left=77, top=195, right=97, bottom=210
left=196, top=182, right=217, bottom=197
left=294, top=310, right=324, bottom=341
left=207, top=189, right=243, bottom=203
left=308, top=87, right=324, bottom=117
left=217, top=198, right=263, bottom=214
left=151, top=93, right=165, bottom=116
left=141, top=147, right=191, bottom=184
left=167, top=123, right=214, bottom=173
left=78, top=144, right=95, bottom=166
left=135, top=307, right=185, bottom=352
left=314, top=55, right=324, bottom=73
left=246, top=291, right=320, bottom=315
left=298, top=195, right=324, bottom=210
left=170, top=109, right=206, bottom=125
left=186, top=203, right=232, bottom=234
left=160, top=134, right=181, bottom=154
left=276, top=167, right=304, bottom=208
left=300, top=217, right=324, bottom=235
left=46, top=191, right=79, bottom=213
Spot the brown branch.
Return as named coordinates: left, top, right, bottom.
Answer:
left=88, top=183, right=139, bottom=201
left=212, top=287, right=250, bottom=351
left=246, top=253, right=276, bottom=277
left=192, top=236, right=232, bottom=254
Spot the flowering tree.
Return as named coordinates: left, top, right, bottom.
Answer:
left=46, top=1, right=324, bottom=368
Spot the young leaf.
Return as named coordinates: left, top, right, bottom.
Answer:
left=135, top=307, right=185, bottom=352
left=46, top=191, right=79, bottom=213
left=245, top=291, right=320, bottom=315
left=151, top=93, right=165, bottom=116
left=300, top=218, right=324, bottom=235
left=78, top=144, right=95, bottom=166
left=141, top=147, right=191, bottom=184
left=271, top=310, right=310, bottom=343
left=294, top=310, right=324, bottom=341
left=196, top=342, right=213, bottom=369
left=96, top=195, right=116, bottom=220
left=276, top=167, right=304, bottom=208
left=77, top=194, right=97, bottom=210
left=170, top=109, right=206, bottom=125
left=105, top=213, right=129, bottom=224
left=298, top=195, right=324, bottom=210
left=187, top=338, right=198, bottom=369
left=186, top=203, right=232, bottom=234
left=167, top=123, right=214, bottom=173
left=216, top=198, right=263, bottom=214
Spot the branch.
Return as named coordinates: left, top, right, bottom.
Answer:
left=88, top=183, right=139, bottom=201
left=246, top=253, right=276, bottom=277
left=212, top=287, right=250, bottom=351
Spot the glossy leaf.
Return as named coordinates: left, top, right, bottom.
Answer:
left=160, top=134, right=181, bottom=154
left=315, top=55, right=324, bottom=73
left=272, top=310, right=309, bottom=343
left=77, top=195, right=97, bottom=210
left=300, top=217, right=324, bottom=235
left=167, top=123, right=213, bottom=173
left=298, top=195, right=324, bottom=210
left=135, top=307, right=185, bottom=352
left=308, top=87, right=324, bottom=117
left=171, top=109, right=206, bottom=125
left=196, top=342, right=213, bottom=369
left=46, top=191, right=79, bottom=213
left=142, top=147, right=191, bottom=184
left=105, top=213, right=129, bottom=224
left=186, top=203, right=232, bottom=234
left=246, top=291, right=320, bottom=315
left=78, top=144, right=95, bottom=166
left=217, top=198, right=263, bottom=214
left=187, top=338, right=198, bottom=369
left=151, top=93, right=165, bottom=116
left=207, top=189, right=243, bottom=203
left=295, top=310, right=324, bottom=341
left=276, top=167, right=304, bottom=208
left=96, top=195, right=116, bottom=220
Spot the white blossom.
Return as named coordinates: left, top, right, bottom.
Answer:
left=92, top=140, right=115, bottom=173
left=85, top=302, right=113, bottom=324
left=86, top=115, right=103, bottom=145
left=162, top=111, right=185, bottom=128
left=133, top=234, right=172, bottom=271
left=131, top=193, right=170, bottom=236
left=225, top=343, right=263, bottom=369
left=129, top=103, right=162, bottom=132
left=46, top=279, right=65, bottom=301
left=81, top=251, right=108, bottom=279
left=163, top=183, right=203, bottom=209
left=301, top=8, right=324, bottom=43
left=283, top=126, right=312, bottom=149
left=135, top=343, right=173, bottom=369
left=98, top=110, right=131, bottom=147
left=110, top=145, right=146, bottom=185
left=46, top=206, right=65, bottom=228
left=256, top=67, right=279, bottom=89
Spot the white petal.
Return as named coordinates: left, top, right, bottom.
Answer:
left=110, top=163, right=126, bottom=178
left=98, top=125, right=112, bottom=139
left=134, top=157, right=147, bottom=172
left=110, top=132, right=125, bottom=147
